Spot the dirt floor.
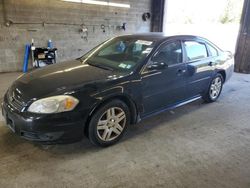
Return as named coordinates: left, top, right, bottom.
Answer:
left=0, top=72, right=250, bottom=188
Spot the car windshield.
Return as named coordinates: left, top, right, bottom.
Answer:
left=80, top=37, right=155, bottom=71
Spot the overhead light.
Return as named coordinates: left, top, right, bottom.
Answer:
left=61, top=0, right=130, bottom=8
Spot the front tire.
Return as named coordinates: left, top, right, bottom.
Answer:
left=203, top=73, right=224, bottom=103
left=88, top=100, right=130, bottom=147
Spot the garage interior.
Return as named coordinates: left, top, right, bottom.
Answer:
left=0, top=0, right=250, bottom=187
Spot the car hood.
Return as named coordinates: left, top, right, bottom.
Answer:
left=11, top=60, right=129, bottom=104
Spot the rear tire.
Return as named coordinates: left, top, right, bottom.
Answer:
left=88, top=100, right=130, bottom=147
left=203, top=73, right=224, bottom=103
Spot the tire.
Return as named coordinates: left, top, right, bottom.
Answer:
left=88, top=100, right=130, bottom=147
left=203, top=73, right=224, bottom=103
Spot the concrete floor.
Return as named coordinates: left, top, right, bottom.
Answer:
left=0, top=72, right=250, bottom=188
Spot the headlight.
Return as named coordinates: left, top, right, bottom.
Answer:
left=28, top=95, right=79, bottom=114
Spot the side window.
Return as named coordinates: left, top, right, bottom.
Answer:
left=152, top=41, right=183, bottom=66
left=207, top=44, right=218, bottom=57
left=184, top=41, right=208, bottom=61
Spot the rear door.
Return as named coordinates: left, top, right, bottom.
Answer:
left=183, top=40, right=215, bottom=97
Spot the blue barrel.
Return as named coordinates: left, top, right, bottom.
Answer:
left=23, top=44, right=30, bottom=73
left=48, top=40, right=53, bottom=49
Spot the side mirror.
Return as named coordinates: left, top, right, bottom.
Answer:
left=147, top=61, right=167, bottom=70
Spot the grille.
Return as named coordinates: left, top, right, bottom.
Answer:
left=7, top=89, right=24, bottom=112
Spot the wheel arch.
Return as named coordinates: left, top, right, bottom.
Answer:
left=217, top=70, right=226, bottom=82
left=84, top=94, right=138, bottom=136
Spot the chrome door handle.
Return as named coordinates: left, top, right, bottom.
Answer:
left=177, top=69, right=186, bottom=75
left=209, top=62, right=215, bottom=66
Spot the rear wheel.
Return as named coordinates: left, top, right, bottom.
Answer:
left=203, top=73, right=224, bottom=103
left=88, top=100, right=130, bottom=147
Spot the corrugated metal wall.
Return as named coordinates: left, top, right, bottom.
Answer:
left=235, top=0, right=250, bottom=73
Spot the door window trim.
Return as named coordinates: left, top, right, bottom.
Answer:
left=182, top=40, right=211, bottom=63
left=141, top=39, right=185, bottom=74
left=205, top=42, right=219, bottom=57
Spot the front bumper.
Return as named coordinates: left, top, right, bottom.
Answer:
left=1, top=95, right=88, bottom=144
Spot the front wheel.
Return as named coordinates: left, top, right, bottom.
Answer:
left=203, top=73, right=224, bottom=103
left=88, top=100, right=130, bottom=147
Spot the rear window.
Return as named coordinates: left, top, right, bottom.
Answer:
left=184, top=41, right=208, bottom=61
left=207, top=44, right=218, bottom=57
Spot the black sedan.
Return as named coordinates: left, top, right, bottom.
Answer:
left=1, top=34, right=234, bottom=147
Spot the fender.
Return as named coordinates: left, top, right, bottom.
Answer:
left=89, top=86, right=139, bottom=124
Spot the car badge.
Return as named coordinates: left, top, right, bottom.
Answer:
left=10, top=92, right=15, bottom=102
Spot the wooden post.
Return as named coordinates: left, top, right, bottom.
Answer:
left=235, top=0, right=250, bottom=73
left=151, top=0, right=165, bottom=32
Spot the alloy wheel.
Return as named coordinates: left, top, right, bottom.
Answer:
left=96, top=107, right=126, bottom=142
left=209, top=77, right=222, bottom=100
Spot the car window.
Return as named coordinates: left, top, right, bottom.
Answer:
left=152, top=41, right=183, bottom=66
left=98, top=41, right=126, bottom=56
left=81, top=38, right=154, bottom=71
left=207, top=44, right=218, bottom=57
left=184, top=41, right=208, bottom=61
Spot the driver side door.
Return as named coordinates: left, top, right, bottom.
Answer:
left=141, top=40, right=188, bottom=116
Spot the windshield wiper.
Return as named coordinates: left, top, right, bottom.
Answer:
left=88, top=62, right=114, bottom=71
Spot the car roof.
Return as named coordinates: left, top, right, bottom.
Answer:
left=118, top=33, right=222, bottom=51
left=120, top=33, right=207, bottom=43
